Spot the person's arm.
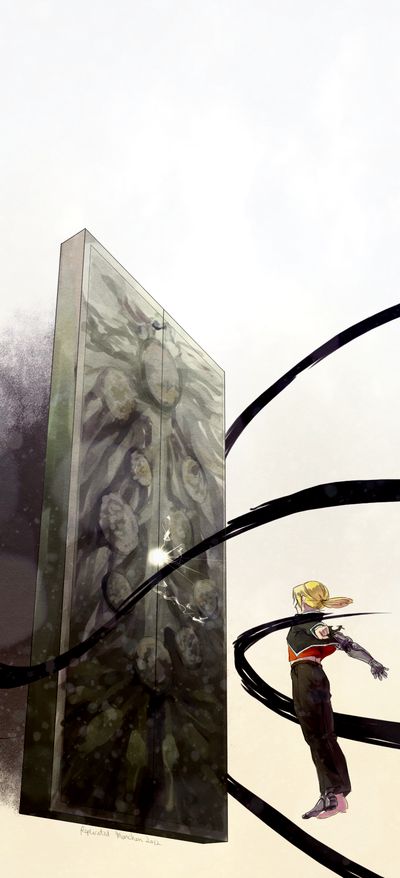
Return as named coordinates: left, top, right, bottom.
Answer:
left=332, top=629, right=389, bottom=680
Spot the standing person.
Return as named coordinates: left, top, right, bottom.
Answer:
left=287, top=580, right=388, bottom=820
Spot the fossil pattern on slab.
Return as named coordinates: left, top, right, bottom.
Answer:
left=25, top=238, right=227, bottom=841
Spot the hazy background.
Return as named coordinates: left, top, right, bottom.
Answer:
left=0, top=2, right=399, bottom=876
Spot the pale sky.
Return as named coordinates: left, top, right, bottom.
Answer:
left=1, top=3, right=399, bottom=877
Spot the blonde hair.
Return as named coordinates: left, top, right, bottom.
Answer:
left=292, top=580, right=353, bottom=611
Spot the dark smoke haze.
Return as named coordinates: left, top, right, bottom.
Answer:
left=0, top=312, right=53, bottom=808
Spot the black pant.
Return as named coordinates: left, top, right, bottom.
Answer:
left=291, top=661, right=351, bottom=797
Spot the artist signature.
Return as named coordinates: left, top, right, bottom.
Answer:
left=80, top=826, right=162, bottom=846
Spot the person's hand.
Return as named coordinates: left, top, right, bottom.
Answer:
left=370, top=660, right=389, bottom=680
left=314, top=625, right=330, bottom=640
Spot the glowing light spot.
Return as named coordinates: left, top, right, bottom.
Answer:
left=148, top=547, right=170, bottom=567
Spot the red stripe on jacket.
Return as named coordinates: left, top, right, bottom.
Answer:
left=288, top=644, right=337, bottom=662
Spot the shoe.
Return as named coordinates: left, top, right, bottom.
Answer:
left=317, top=793, right=348, bottom=819
left=302, top=793, right=337, bottom=819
